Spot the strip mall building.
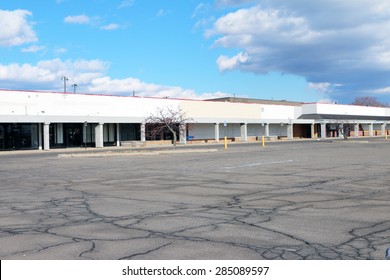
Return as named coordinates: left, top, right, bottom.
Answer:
left=1, top=89, right=389, bottom=151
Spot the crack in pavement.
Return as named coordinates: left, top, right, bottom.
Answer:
left=0, top=142, right=389, bottom=259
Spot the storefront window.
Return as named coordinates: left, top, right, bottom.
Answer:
left=0, top=123, right=39, bottom=150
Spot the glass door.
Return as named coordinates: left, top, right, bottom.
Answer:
left=64, top=124, right=82, bottom=147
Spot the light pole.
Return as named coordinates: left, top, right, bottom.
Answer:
left=72, top=83, right=78, bottom=94
left=61, top=76, right=69, bottom=93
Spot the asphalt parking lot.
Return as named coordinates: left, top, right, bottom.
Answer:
left=0, top=139, right=389, bottom=259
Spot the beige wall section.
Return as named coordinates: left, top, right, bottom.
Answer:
left=179, top=100, right=261, bottom=123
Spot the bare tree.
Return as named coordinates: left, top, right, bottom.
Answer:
left=341, top=123, right=354, bottom=140
left=145, top=106, right=192, bottom=148
left=352, top=96, right=388, bottom=107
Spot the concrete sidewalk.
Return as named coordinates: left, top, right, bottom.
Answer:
left=3, top=135, right=387, bottom=157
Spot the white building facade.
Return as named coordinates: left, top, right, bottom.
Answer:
left=1, top=89, right=389, bottom=151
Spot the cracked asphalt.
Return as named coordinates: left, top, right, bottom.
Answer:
left=0, top=140, right=389, bottom=260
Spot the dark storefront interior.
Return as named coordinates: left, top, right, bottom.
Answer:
left=0, top=122, right=130, bottom=150
left=0, top=123, right=39, bottom=150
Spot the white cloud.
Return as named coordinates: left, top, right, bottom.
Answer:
left=101, top=23, right=120, bottom=30
left=194, top=16, right=215, bottom=30
left=0, top=59, right=228, bottom=99
left=0, top=63, right=55, bottom=84
left=118, top=0, right=134, bottom=9
left=371, top=87, right=390, bottom=94
left=64, top=14, right=90, bottom=24
left=64, top=15, right=120, bottom=30
left=216, top=52, right=248, bottom=72
left=192, top=3, right=210, bottom=18
left=54, top=48, right=67, bottom=55
left=207, top=0, right=390, bottom=101
left=197, top=91, right=231, bottom=100
left=317, top=98, right=337, bottom=104
left=192, top=3, right=215, bottom=31
left=87, top=76, right=195, bottom=98
left=86, top=77, right=227, bottom=99
left=0, top=59, right=106, bottom=90
left=215, top=0, right=257, bottom=8
left=71, top=59, right=108, bottom=72
left=156, top=9, right=170, bottom=17
left=308, top=82, right=342, bottom=101
left=308, top=82, right=334, bottom=94
left=21, top=45, right=46, bottom=53
left=208, top=6, right=317, bottom=46
left=0, top=9, right=37, bottom=47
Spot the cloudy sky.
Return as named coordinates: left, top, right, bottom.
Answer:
left=1, top=0, right=390, bottom=103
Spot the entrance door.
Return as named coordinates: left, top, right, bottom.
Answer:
left=293, top=124, right=312, bottom=138
left=64, top=124, right=82, bottom=147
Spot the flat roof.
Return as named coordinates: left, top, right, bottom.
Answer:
left=207, top=97, right=304, bottom=106
left=300, top=113, right=390, bottom=121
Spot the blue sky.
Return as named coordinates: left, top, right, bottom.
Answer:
left=1, top=0, right=390, bottom=104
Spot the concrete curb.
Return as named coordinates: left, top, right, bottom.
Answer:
left=58, top=148, right=219, bottom=158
